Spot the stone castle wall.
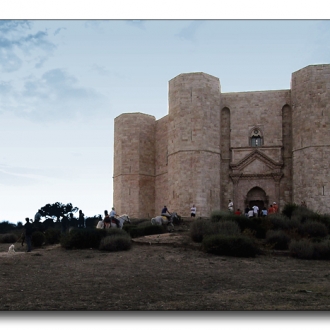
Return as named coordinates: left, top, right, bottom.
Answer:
left=291, top=65, right=330, bottom=214
left=113, top=64, right=330, bottom=218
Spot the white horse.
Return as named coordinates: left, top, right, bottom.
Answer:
left=151, top=212, right=178, bottom=230
left=109, top=214, right=131, bottom=229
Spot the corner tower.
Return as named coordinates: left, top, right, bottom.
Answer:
left=291, top=64, right=330, bottom=213
left=113, top=113, right=155, bottom=218
left=168, top=73, right=221, bottom=217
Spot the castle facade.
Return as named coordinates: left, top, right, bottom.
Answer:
left=113, top=64, right=330, bottom=218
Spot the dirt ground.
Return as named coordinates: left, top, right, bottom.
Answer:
left=1, top=222, right=330, bottom=311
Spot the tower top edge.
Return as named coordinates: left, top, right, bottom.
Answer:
left=169, top=72, right=219, bottom=82
left=114, top=112, right=156, bottom=120
left=292, top=63, right=330, bottom=75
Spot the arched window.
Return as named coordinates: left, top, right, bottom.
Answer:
left=250, top=128, right=263, bottom=147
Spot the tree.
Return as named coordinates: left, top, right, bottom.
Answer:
left=39, top=202, right=78, bottom=224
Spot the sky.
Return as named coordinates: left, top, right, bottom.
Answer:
left=1, top=3, right=330, bottom=224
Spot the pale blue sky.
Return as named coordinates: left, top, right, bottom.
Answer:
left=1, top=18, right=330, bottom=223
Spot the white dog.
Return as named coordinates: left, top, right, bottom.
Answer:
left=8, top=244, right=15, bottom=253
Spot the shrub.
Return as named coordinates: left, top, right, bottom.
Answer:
left=289, top=239, right=314, bottom=259
left=44, top=228, right=61, bottom=245
left=99, top=235, right=131, bottom=252
left=317, top=214, right=330, bottom=231
left=266, top=230, right=291, bottom=250
left=210, top=210, right=229, bottom=222
left=313, top=240, right=330, bottom=260
left=281, top=203, right=299, bottom=219
left=190, top=219, right=215, bottom=243
left=292, top=207, right=319, bottom=223
left=0, top=233, right=17, bottom=243
left=268, top=214, right=289, bottom=230
left=202, top=235, right=259, bottom=258
left=60, top=228, right=107, bottom=249
left=127, top=224, right=166, bottom=238
left=298, top=221, right=328, bottom=238
left=214, top=221, right=241, bottom=236
left=31, top=231, right=45, bottom=247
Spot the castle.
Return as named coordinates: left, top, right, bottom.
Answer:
left=113, top=64, right=330, bottom=219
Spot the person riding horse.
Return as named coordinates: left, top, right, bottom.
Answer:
left=161, top=205, right=171, bottom=221
left=110, top=207, right=120, bottom=228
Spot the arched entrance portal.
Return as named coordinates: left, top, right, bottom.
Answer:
left=246, top=187, right=268, bottom=211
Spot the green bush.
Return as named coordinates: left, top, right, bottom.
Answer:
left=266, top=230, right=291, bottom=250
left=292, top=206, right=319, bottom=223
left=281, top=203, right=299, bottom=219
left=289, top=239, right=314, bottom=259
left=298, top=221, right=328, bottom=238
left=268, top=214, right=288, bottom=229
left=60, top=228, right=107, bottom=249
left=0, top=233, right=17, bottom=243
left=313, top=240, right=330, bottom=260
left=126, top=224, right=166, bottom=238
left=31, top=231, right=45, bottom=247
left=214, top=221, right=241, bottom=236
left=190, top=219, right=215, bottom=243
left=202, top=235, right=259, bottom=258
left=317, top=214, right=330, bottom=231
left=44, top=228, right=61, bottom=245
left=99, top=235, right=131, bottom=252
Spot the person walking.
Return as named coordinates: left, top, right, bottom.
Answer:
left=273, top=202, right=279, bottom=213
left=190, top=204, right=196, bottom=218
left=24, top=218, right=33, bottom=252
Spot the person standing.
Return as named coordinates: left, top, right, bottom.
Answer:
left=78, top=210, right=85, bottom=228
left=24, top=218, right=33, bottom=252
left=234, top=208, right=242, bottom=216
left=34, top=210, right=41, bottom=222
left=252, top=204, right=259, bottom=217
left=268, top=204, right=274, bottom=215
left=228, top=200, right=233, bottom=212
left=190, top=204, right=196, bottom=218
left=273, top=202, right=279, bottom=213
left=244, top=205, right=250, bottom=217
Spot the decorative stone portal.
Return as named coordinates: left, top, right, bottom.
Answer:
left=245, top=187, right=268, bottom=210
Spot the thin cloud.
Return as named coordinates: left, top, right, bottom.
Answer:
left=0, top=20, right=56, bottom=73
left=176, top=21, right=204, bottom=41
left=126, top=20, right=146, bottom=30
left=5, top=68, right=108, bottom=122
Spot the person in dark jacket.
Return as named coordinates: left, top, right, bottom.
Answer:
left=24, top=217, right=33, bottom=252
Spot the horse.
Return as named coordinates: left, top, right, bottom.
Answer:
left=109, top=214, right=131, bottom=229
left=151, top=212, right=179, bottom=231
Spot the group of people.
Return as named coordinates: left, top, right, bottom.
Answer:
left=243, top=202, right=279, bottom=218
left=229, top=200, right=279, bottom=218
left=96, top=207, right=120, bottom=229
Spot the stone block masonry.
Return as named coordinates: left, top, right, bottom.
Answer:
left=113, top=64, right=330, bottom=218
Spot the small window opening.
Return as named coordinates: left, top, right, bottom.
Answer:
left=250, top=128, right=263, bottom=147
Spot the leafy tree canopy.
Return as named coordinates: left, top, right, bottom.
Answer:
left=39, top=202, right=78, bottom=222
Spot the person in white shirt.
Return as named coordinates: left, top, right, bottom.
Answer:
left=252, top=205, right=259, bottom=217
left=190, top=204, right=196, bottom=218
left=248, top=208, right=254, bottom=218
left=228, top=200, right=233, bottom=212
